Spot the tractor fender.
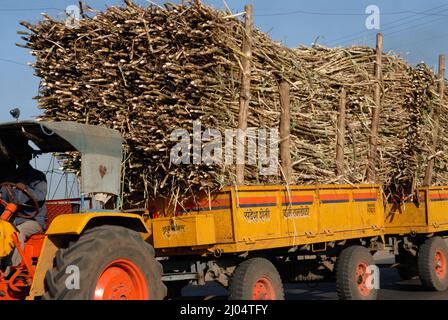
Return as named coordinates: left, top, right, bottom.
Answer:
left=46, top=212, right=151, bottom=238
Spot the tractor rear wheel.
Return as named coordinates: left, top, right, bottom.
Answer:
left=228, top=257, right=284, bottom=300
left=418, top=237, right=448, bottom=291
left=336, top=246, right=378, bottom=300
left=43, top=225, right=166, bottom=300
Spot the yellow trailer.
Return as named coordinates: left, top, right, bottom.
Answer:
left=150, top=184, right=385, bottom=300
left=385, top=186, right=448, bottom=291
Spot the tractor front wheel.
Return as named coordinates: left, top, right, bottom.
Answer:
left=43, top=225, right=166, bottom=300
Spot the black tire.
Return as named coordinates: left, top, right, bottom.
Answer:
left=228, top=257, right=284, bottom=300
left=43, top=225, right=167, bottom=300
left=417, top=237, right=448, bottom=291
left=336, top=246, right=378, bottom=300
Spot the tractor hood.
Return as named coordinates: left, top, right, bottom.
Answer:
left=0, top=121, right=123, bottom=196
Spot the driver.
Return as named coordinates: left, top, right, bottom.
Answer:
left=2, top=144, right=47, bottom=268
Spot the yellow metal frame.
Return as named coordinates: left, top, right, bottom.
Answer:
left=47, top=212, right=150, bottom=236
left=151, top=184, right=385, bottom=255
left=386, top=186, right=448, bottom=235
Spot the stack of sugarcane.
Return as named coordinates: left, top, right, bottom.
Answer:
left=291, top=45, right=445, bottom=199
left=18, top=0, right=448, bottom=207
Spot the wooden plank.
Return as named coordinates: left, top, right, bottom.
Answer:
left=424, top=54, right=445, bottom=186
left=367, top=32, right=383, bottom=183
left=336, top=87, right=346, bottom=177
left=236, top=4, right=253, bottom=185
left=279, top=81, right=292, bottom=184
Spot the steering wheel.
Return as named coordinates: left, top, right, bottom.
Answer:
left=0, top=182, right=40, bottom=219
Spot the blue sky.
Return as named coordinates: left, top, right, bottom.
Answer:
left=1, top=0, right=447, bottom=199
left=1, top=0, right=447, bottom=122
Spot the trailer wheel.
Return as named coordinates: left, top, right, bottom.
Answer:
left=336, top=246, right=378, bottom=300
left=229, top=258, right=284, bottom=300
left=418, top=237, right=448, bottom=291
left=43, top=225, right=167, bottom=300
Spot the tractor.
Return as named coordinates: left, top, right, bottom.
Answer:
left=0, top=120, right=386, bottom=301
left=0, top=120, right=166, bottom=300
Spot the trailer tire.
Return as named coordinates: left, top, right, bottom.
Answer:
left=336, top=246, right=378, bottom=300
left=43, top=225, right=167, bottom=300
left=229, top=258, right=284, bottom=300
left=418, top=237, right=448, bottom=291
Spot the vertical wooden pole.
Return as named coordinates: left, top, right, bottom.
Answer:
left=79, top=1, right=86, bottom=18
left=336, top=87, right=346, bottom=177
left=236, top=4, right=253, bottom=185
left=367, top=32, right=383, bottom=183
left=279, top=81, right=292, bottom=184
left=424, top=54, right=445, bottom=186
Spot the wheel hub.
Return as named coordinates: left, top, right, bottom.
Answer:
left=94, top=259, right=148, bottom=300
left=355, top=262, right=371, bottom=297
left=434, top=250, right=447, bottom=279
left=252, top=277, right=276, bottom=300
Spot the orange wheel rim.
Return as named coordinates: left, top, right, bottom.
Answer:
left=94, top=259, right=148, bottom=300
left=355, top=261, right=371, bottom=297
left=252, top=277, right=276, bottom=300
left=434, top=250, right=447, bottom=279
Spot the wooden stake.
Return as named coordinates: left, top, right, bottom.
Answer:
left=236, top=4, right=253, bottom=186
left=336, top=87, right=346, bottom=177
left=79, top=1, right=87, bottom=18
left=423, top=54, right=445, bottom=186
left=367, top=33, right=383, bottom=183
left=279, top=81, right=292, bottom=184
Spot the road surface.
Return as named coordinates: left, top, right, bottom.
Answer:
left=180, top=251, right=448, bottom=300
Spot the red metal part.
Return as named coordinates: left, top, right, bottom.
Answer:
left=252, top=277, right=276, bottom=300
left=356, top=261, right=372, bottom=297
left=0, top=195, right=84, bottom=299
left=45, top=197, right=90, bottom=229
left=0, top=203, right=17, bottom=221
left=94, top=259, right=149, bottom=300
left=434, top=249, right=447, bottom=279
left=0, top=234, right=45, bottom=300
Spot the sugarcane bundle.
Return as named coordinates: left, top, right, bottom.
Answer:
left=18, top=0, right=448, bottom=207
